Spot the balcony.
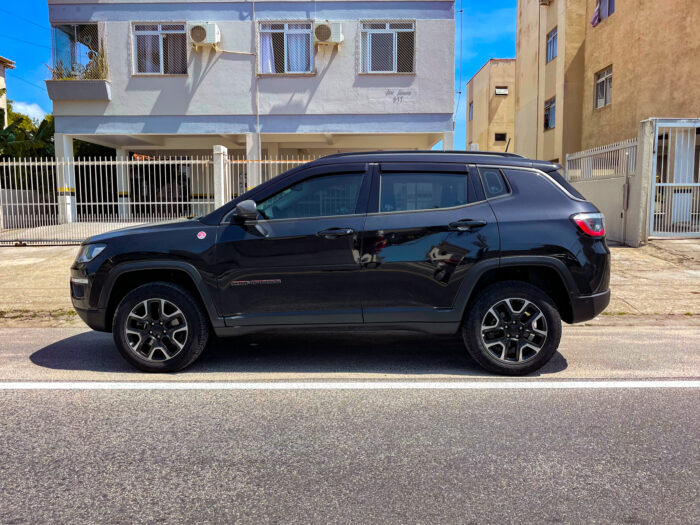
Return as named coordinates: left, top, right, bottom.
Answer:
left=46, top=23, right=111, bottom=102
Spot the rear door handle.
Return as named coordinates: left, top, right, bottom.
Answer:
left=448, top=219, right=487, bottom=231
left=317, top=227, right=355, bottom=239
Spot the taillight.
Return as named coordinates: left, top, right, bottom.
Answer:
left=572, top=212, right=605, bottom=237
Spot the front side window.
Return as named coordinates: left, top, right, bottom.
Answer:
left=133, top=23, right=187, bottom=74
left=544, top=97, right=556, bottom=130
left=257, top=174, right=363, bottom=220
left=594, top=66, right=613, bottom=108
left=259, top=22, right=313, bottom=74
left=546, top=27, right=558, bottom=62
left=361, top=21, right=415, bottom=73
left=379, top=172, right=467, bottom=213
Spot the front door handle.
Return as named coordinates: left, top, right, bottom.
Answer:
left=448, top=219, right=487, bottom=231
left=317, top=227, right=355, bottom=239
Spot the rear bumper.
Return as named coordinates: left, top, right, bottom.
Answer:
left=569, top=290, right=611, bottom=323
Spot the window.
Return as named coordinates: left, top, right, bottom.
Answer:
left=379, top=172, right=467, bottom=213
left=469, top=102, right=474, bottom=121
left=361, top=21, right=415, bottom=73
left=495, top=86, right=509, bottom=96
left=594, top=66, right=612, bottom=108
left=259, top=22, right=313, bottom=74
left=479, top=168, right=510, bottom=199
left=546, top=27, right=558, bottom=62
left=133, top=23, right=187, bottom=75
left=494, top=133, right=507, bottom=142
left=257, top=174, right=363, bottom=219
left=544, top=97, right=556, bottom=130
left=601, top=0, right=615, bottom=20
left=51, top=24, right=106, bottom=79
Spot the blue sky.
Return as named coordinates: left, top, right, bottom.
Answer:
left=0, top=0, right=516, bottom=149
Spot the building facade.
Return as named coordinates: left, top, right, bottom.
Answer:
left=46, top=0, right=455, bottom=161
left=465, top=58, right=515, bottom=152
left=0, top=56, right=15, bottom=128
left=514, top=0, right=700, bottom=162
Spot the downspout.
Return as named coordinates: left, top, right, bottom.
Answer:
left=253, top=0, right=261, bottom=160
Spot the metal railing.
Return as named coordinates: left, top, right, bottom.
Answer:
left=565, top=139, right=638, bottom=182
left=0, top=155, right=319, bottom=245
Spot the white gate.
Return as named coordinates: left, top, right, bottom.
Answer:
left=650, top=119, right=700, bottom=237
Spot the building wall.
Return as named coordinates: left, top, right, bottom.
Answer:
left=516, top=0, right=700, bottom=162
left=48, top=0, right=454, bottom=137
left=466, top=59, right=515, bottom=152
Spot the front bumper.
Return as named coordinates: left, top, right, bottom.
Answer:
left=569, top=290, right=611, bottom=323
left=73, top=305, right=109, bottom=332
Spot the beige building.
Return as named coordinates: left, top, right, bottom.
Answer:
left=514, top=0, right=700, bottom=162
left=466, top=58, right=515, bottom=152
left=0, top=56, right=15, bottom=128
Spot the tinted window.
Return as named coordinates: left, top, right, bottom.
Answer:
left=479, top=168, right=510, bottom=198
left=379, top=172, right=468, bottom=212
left=257, top=173, right=363, bottom=220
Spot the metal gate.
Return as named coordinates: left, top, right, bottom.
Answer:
left=650, top=119, right=700, bottom=237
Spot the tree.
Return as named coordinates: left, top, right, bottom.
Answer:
left=0, top=99, right=55, bottom=158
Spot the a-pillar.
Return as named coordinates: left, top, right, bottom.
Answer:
left=55, top=133, right=77, bottom=223
left=116, top=148, right=131, bottom=219
left=246, top=132, right=261, bottom=189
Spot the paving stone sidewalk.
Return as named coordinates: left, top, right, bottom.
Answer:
left=0, top=240, right=698, bottom=327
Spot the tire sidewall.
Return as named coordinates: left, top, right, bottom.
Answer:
left=113, top=283, right=207, bottom=372
left=463, top=282, right=562, bottom=375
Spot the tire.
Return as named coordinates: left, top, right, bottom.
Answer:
left=461, top=281, right=562, bottom=375
left=112, top=282, right=210, bottom=372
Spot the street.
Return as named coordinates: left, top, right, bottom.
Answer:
left=1, top=323, right=699, bottom=523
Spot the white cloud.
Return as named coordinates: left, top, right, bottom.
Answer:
left=11, top=101, right=48, bottom=123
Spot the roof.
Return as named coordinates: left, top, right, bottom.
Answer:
left=0, top=56, right=15, bottom=70
left=466, top=58, right=515, bottom=86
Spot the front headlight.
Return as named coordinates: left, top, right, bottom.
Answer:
left=76, top=243, right=107, bottom=263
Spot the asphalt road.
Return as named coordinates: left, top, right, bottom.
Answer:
left=0, top=323, right=699, bottom=524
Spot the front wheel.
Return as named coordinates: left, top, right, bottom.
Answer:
left=112, top=282, right=209, bottom=372
left=462, top=281, right=562, bottom=375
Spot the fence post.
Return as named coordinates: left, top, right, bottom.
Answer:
left=213, top=145, right=228, bottom=209
left=246, top=132, right=261, bottom=189
left=55, top=134, right=77, bottom=223
left=625, top=119, right=656, bottom=247
left=116, top=148, right=131, bottom=219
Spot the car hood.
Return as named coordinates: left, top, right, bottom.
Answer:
left=84, top=219, right=201, bottom=244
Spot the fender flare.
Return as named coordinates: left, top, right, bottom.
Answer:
left=98, top=260, right=224, bottom=328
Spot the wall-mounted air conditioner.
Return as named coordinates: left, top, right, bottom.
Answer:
left=314, top=21, right=343, bottom=45
left=188, top=22, right=221, bottom=47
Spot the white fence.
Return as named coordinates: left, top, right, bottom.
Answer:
left=0, top=155, right=318, bottom=245
left=565, top=139, right=638, bottom=182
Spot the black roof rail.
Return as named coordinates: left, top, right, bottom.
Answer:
left=319, top=150, right=527, bottom=160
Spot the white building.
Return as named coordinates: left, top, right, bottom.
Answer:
left=0, top=56, right=15, bottom=128
left=46, top=0, right=456, bottom=161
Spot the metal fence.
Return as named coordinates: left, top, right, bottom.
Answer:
left=565, top=139, right=638, bottom=182
left=0, top=155, right=318, bottom=245
left=650, top=120, right=700, bottom=237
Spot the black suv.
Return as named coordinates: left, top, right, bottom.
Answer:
left=70, top=151, right=610, bottom=375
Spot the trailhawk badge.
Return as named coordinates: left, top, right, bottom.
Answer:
left=197, top=231, right=207, bottom=240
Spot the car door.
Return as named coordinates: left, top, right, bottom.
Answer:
left=360, top=163, right=499, bottom=324
left=215, top=163, right=370, bottom=326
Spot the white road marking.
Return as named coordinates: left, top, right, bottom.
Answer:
left=0, top=380, right=698, bottom=390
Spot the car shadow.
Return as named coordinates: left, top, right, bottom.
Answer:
left=29, top=330, right=569, bottom=377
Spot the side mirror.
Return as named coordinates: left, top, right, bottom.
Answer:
left=232, top=199, right=258, bottom=222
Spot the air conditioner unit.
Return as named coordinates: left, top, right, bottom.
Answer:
left=188, top=22, right=221, bottom=47
left=314, top=21, right=343, bottom=45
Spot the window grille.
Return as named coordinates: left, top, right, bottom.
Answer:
left=259, top=22, right=314, bottom=74
left=361, top=21, right=415, bottom=73
left=595, top=66, right=613, bottom=109
left=51, top=24, right=107, bottom=79
left=133, top=23, right=187, bottom=75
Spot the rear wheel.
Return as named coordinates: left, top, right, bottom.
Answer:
left=112, top=282, right=209, bottom=372
left=462, top=281, right=562, bottom=375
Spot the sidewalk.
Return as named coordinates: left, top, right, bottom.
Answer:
left=0, top=240, right=698, bottom=327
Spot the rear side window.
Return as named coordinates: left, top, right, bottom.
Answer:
left=478, top=167, right=510, bottom=198
left=546, top=170, right=586, bottom=200
left=379, top=172, right=468, bottom=212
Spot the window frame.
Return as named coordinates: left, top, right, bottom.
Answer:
left=544, top=97, right=556, bottom=131
left=494, top=133, right=507, bottom=143
left=468, top=102, right=474, bottom=121
left=600, top=0, right=615, bottom=21
left=258, top=21, right=315, bottom=75
left=594, top=66, right=613, bottom=109
left=546, top=27, right=558, bottom=63
left=132, top=22, right=187, bottom=76
left=494, top=86, right=509, bottom=96
left=360, top=20, right=416, bottom=74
